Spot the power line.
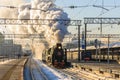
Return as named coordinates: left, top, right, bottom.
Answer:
left=114, top=0, right=116, bottom=8
left=0, top=5, right=47, bottom=12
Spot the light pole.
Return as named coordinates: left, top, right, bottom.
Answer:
left=99, top=20, right=102, bottom=62
left=84, top=23, right=87, bottom=55
left=78, top=25, right=81, bottom=61
left=107, top=34, right=110, bottom=64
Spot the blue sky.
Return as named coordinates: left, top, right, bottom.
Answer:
left=26, top=0, right=120, bottom=34
left=54, top=0, right=120, bottom=34
left=55, top=0, right=120, bottom=19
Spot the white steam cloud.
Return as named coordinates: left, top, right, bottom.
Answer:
left=0, top=0, right=24, bottom=18
left=0, top=0, right=69, bottom=59
left=18, top=0, right=69, bottom=44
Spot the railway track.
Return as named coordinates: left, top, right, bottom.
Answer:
left=65, top=68, right=101, bottom=80
left=61, top=67, right=118, bottom=80
left=1, top=58, right=26, bottom=80
left=26, top=58, right=116, bottom=80
left=46, top=63, right=82, bottom=80
left=26, top=58, right=75, bottom=80
left=47, top=64, right=108, bottom=80
left=28, top=58, right=48, bottom=80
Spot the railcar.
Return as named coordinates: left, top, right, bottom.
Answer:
left=79, top=46, right=120, bottom=62
left=88, top=47, right=120, bottom=62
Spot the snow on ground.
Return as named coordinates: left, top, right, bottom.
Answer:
left=34, top=58, right=73, bottom=80
left=0, top=59, right=14, bottom=64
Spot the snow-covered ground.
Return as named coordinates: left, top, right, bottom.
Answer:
left=34, top=58, right=74, bottom=80
left=0, top=59, right=14, bottom=64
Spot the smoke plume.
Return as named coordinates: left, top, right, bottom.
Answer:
left=0, top=0, right=69, bottom=59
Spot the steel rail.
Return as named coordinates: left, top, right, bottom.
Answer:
left=62, top=68, right=105, bottom=80
left=47, top=65, right=80, bottom=80
left=33, top=60, right=48, bottom=80
left=29, top=58, right=35, bottom=80
left=29, top=58, right=48, bottom=80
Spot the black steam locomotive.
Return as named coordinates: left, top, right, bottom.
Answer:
left=42, top=43, right=70, bottom=68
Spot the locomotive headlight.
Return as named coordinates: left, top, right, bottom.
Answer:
left=58, top=46, right=61, bottom=49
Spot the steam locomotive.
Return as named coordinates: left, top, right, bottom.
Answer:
left=42, top=43, right=70, bottom=68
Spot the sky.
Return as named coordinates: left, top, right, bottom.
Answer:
left=55, top=0, right=120, bottom=18
left=54, top=0, right=120, bottom=34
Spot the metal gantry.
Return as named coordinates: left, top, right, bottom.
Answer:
left=0, top=18, right=81, bottom=38
left=65, top=34, right=120, bottom=38
left=0, top=18, right=81, bottom=26
left=84, top=17, right=120, bottom=63
left=84, top=17, right=120, bottom=24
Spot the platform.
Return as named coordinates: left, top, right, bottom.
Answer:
left=0, top=58, right=27, bottom=80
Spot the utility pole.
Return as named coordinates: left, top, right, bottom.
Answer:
left=107, top=34, right=110, bottom=64
left=78, top=25, right=81, bottom=61
left=99, top=20, right=102, bottom=62
left=84, top=23, right=87, bottom=55
left=95, top=39, right=98, bottom=61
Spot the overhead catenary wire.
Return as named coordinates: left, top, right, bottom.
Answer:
left=114, top=0, right=116, bottom=8
left=0, top=5, right=47, bottom=12
left=1, top=1, right=120, bottom=16
left=56, top=0, right=120, bottom=18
